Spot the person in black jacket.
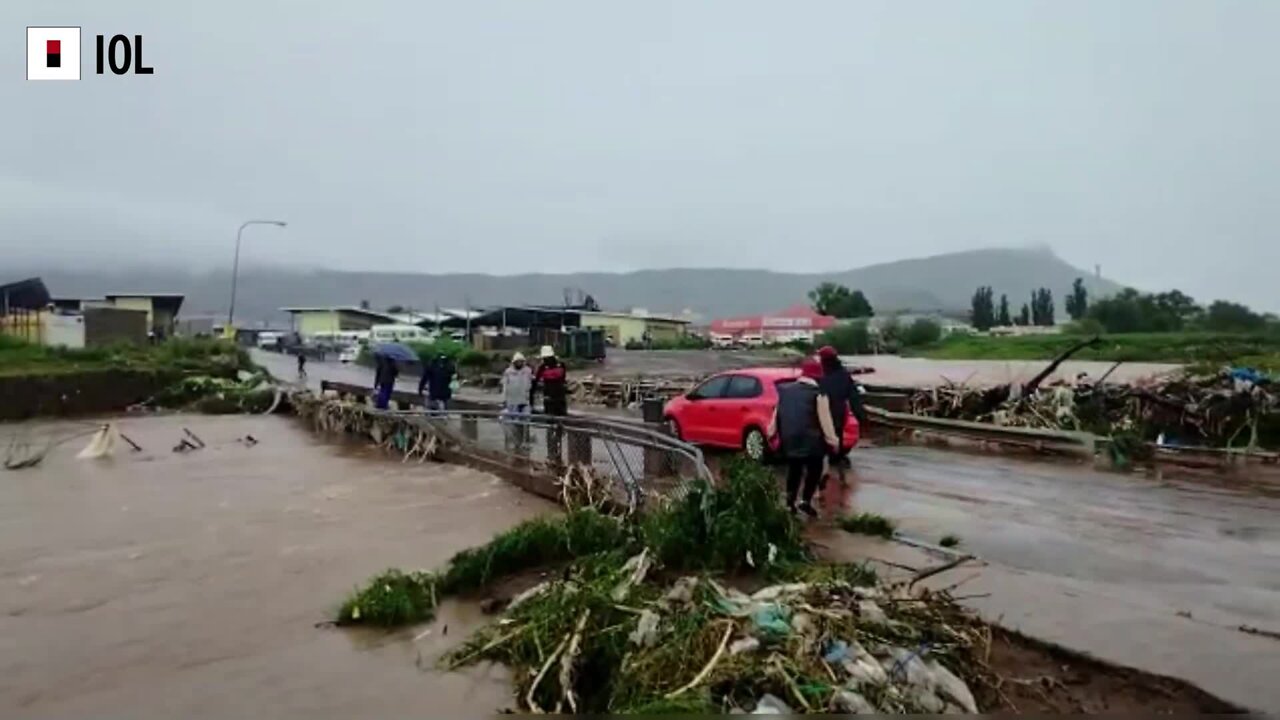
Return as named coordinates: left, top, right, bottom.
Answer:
left=816, top=345, right=865, bottom=487
left=419, top=354, right=456, bottom=413
left=531, top=346, right=568, bottom=465
left=768, top=358, right=839, bottom=517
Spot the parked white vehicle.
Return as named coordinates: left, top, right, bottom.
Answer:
left=256, top=331, right=283, bottom=349
left=337, top=346, right=360, bottom=363
left=369, top=324, right=428, bottom=343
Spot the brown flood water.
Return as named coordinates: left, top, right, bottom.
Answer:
left=0, top=414, right=553, bottom=718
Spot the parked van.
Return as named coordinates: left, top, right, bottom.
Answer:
left=256, top=331, right=283, bottom=349
left=370, top=324, right=428, bottom=343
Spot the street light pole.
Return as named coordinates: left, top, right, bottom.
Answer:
left=228, top=219, right=287, bottom=328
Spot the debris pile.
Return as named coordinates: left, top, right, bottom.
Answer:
left=293, top=392, right=442, bottom=463
left=332, top=459, right=1003, bottom=713
left=568, top=375, right=696, bottom=409
left=907, top=338, right=1276, bottom=451
left=447, top=561, right=993, bottom=714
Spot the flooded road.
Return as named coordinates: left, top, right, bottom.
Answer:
left=834, top=446, right=1280, bottom=710
left=0, top=414, right=552, bottom=718
left=842, top=354, right=1180, bottom=388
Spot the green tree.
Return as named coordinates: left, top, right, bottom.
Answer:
left=1030, top=288, right=1055, bottom=326
left=808, top=282, right=874, bottom=318
left=1203, top=300, right=1266, bottom=332
left=386, top=304, right=406, bottom=314
left=1017, top=303, right=1031, bottom=326
left=901, top=318, right=943, bottom=347
left=1065, top=278, right=1088, bottom=321
left=997, top=294, right=1012, bottom=326
left=969, top=286, right=996, bottom=331
left=1087, top=288, right=1203, bottom=333
left=816, top=320, right=872, bottom=354
left=359, top=299, right=371, bottom=310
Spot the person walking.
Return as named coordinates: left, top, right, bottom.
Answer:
left=501, top=352, right=534, bottom=452
left=295, top=349, right=307, bottom=380
left=531, top=345, right=569, bottom=465
left=421, top=353, right=456, bottom=414
left=373, top=355, right=397, bottom=410
left=768, top=357, right=839, bottom=517
left=816, top=345, right=866, bottom=489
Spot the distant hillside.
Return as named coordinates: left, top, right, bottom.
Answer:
left=19, top=248, right=1120, bottom=325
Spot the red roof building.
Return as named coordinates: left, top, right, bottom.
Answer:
left=709, top=304, right=836, bottom=345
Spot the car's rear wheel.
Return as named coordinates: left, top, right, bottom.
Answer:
left=666, top=416, right=683, bottom=440
left=743, top=427, right=767, bottom=461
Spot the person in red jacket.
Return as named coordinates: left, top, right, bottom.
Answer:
left=531, top=345, right=568, bottom=466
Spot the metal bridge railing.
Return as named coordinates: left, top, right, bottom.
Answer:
left=369, top=407, right=711, bottom=509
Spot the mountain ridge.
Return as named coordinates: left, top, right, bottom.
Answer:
left=15, top=247, right=1121, bottom=324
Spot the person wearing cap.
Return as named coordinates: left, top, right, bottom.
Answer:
left=817, top=345, right=866, bottom=476
left=531, top=345, right=569, bottom=465
left=501, top=352, right=534, bottom=451
left=767, top=357, right=839, bottom=517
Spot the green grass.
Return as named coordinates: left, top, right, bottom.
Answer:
left=0, top=336, right=252, bottom=377
left=912, top=331, right=1280, bottom=369
left=437, top=509, right=627, bottom=595
left=338, top=569, right=439, bottom=626
left=837, top=512, right=897, bottom=539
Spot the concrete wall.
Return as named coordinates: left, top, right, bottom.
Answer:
left=110, top=297, right=154, bottom=329
left=84, top=307, right=147, bottom=346
left=296, top=310, right=383, bottom=336
left=580, top=315, right=647, bottom=345
left=296, top=311, right=340, bottom=337
left=579, top=314, right=687, bottom=344
left=152, top=307, right=178, bottom=335
left=41, top=314, right=85, bottom=348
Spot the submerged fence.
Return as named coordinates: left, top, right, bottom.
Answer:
left=295, top=391, right=711, bottom=511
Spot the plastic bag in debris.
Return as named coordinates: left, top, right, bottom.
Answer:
left=729, top=636, right=760, bottom=655
left=834, top=689, right=878, bottom=714
left=857, top=599, right=889, bottom=625
left=628, top=609, right=660, bottom=648
left=76, top=424, right=118, bottom=459
left=882, top=646, right=977, bottom=713
left=611, top=549, right=652, bottom=602
left=822, top=639, right=850, bottom=663
left=751, top=693, right=793, bottom=714
left=751, top=604, right=792, bottom=637
left=662, top=576, right=698, bottom=606
left=843, top=650, right=888, bottom=686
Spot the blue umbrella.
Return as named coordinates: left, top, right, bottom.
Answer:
left=372, top=342, right=419, bottom=363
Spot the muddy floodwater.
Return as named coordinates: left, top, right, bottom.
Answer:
left=0, top=414, right=553, bottom=718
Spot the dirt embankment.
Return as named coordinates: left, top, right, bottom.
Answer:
left=0, top=369, right=178, bottom=421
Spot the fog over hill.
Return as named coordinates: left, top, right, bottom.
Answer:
left=16, top=247, right=1121, bottom=324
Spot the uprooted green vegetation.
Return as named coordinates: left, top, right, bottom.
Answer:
left=838, top=512, right=898, bottom=539
left=337, top=458, right=806, bottom=626
left=333, top=460, right=1004, bottom=713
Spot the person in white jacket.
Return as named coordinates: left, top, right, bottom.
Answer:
left=501, top=352, right=534, bottom=452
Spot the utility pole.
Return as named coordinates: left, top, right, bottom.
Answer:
left=228, top=219, right=286, bottom=327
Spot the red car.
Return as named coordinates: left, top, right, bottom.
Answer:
left=663, top=367, right=860, bottom=461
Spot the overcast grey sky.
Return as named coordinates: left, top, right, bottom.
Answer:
left=4, top=1, right=1277, bottom=308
